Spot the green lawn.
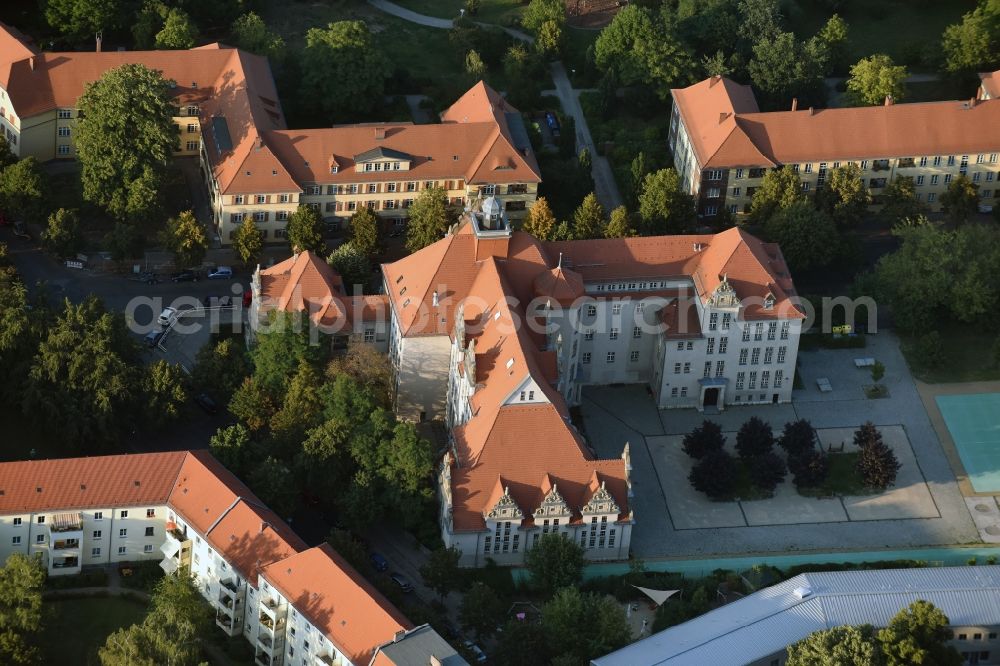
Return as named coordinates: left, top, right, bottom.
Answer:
left=786, top=0, right=976, bottom=70
left=41, top=596, right=148, bottom=666
left=798, top=452, right=867, bottom=497
left=901, top=324, right=1000, bottom=383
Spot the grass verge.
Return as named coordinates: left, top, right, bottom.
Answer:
left=41, top=596, right=148, bottom=666
left=901, top=324, right=1000, bottom=383
left=798, top=452, right=866, bottom=497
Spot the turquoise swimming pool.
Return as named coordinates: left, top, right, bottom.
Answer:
left=937, top=393, right=1000, bottom=493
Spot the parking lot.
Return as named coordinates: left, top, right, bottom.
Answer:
left=145, top=301, right=245, bottom=372
left=581, top=332, right=980, bottom=560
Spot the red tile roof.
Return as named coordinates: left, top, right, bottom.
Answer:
left=673, top=75, right=1000, bottom=167
left=261, top=544, right=411, bottom=665
left=0, top=452, right=186, bottom=513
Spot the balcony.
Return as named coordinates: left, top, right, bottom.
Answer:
left=259, top=613, right=284, bottom=633
left=49, top=513, right=82, bottom=534
left=872, top=160, right=891, bottom=172
left=257, top=635, right=273, bottom=650
left=220, top=577, right=239, bottom=595
left=53, top=539, right=80, bottom=551
left=218, top=594, right=240, bottom=612
left=506, top=184, right=528, bottom=195
left=314, top=654, right=338, bottom=666
left=898, top=158, right=915, bottom=168
left=51, top=557, right=79, bottom=569
left=215, top=611, right=240, bottom=633
left=255, top=653, right=275, bottom=666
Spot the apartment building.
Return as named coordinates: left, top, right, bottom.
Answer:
left=669, top=71, right=1000, bottom=219
left=594, top=566, right=1000, bottom=666
left=0, top=23, right=541, bottom=245
left=248, top=250, right=389, bottom=351
left=381, top=198, right=802, bottom=565
left=0, top=451, right=463, bottom=666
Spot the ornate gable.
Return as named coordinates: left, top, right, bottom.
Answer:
left=485, top=485, right=523, bottom=521
left=533, top=480, right=570, bottom=519
left=582, top=480, right=620, bottom=516
left=709, top=275, right=739, bottom=308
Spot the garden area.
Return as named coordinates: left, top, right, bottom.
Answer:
left=41, top=595, right=149, bottom=666
left=684, top=418, right=901, bottom=501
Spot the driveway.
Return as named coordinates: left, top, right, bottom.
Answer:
left=367, top=0, right=533, bottom=42
left=581, top=332, right=979, bottom=560
left=547, top=61, right=623, bottom=212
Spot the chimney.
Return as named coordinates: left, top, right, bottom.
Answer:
left=790, top=98, right=798, bottom=112
left=884, top=95, right=893, bottom=106
left=718, top=112, right=730, bottom=124
left=430, top=657, right=443, bottom=666
left=375, top=126, right=386, bottom=140
left=260, top=521, right=269, bottom=533
left=394, top=629, right=406, bottom=642
left=96, top=32, right=102, bottom=52
left=809, top=107, right=815, bottom=116
left=432, top=291, right=439, bottom=307
left=28, top=56, right=34, bottom=71
left=709, top=75, right=720, bottom=88
left=255, top=135, right=264, bottom=150
left=970, top=96, right=977, bottom=108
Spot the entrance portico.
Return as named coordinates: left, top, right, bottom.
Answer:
left=698, top=378, right=728, bottom=412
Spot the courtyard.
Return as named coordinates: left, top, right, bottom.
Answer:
left=582, top=332, right=982, bottom=560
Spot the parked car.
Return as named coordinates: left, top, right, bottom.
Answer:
left=390, top=572, right=414, bottom=593
left=157, top=307, right=178, bottom=327
left=144, top=329, right=166, bottom=348
left=369, top=552, right=388, bottom=572
left=463, top=641, right=487, bottom=663
left=207, top=266, right=233, bottom=280
left=194, top=393, right=218, bottom=414
left=545, top=111, right=560, bottom=137
left=171, top=270, right=198, bottom=282
left=138, top=271, right=159, bottom=284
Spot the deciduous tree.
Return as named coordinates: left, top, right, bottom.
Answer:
left=525, top=533, right=585, bottom=595
left=251, top=311, right=328, bottom=398
left=142, top=359, right=187, bottom=428
left=232, top=215, right=264, bottom=267
left=787, top=624, right=884, bottom=666
left=536, top=20, right=563, bottom=57
left=940, top=174, right=980, bottom=224
left=688, top=449, right=738, bottom=499
left=748, top=32, right=827, bottom=110
left=348, top=206, right=380, bottom=258
left=942, top=1, right=1000, bottom=74
left=420, top=546, right=462, bottom=599
left=209, top=423, right=251, bottom=475
left=328, top=242, right=371, bottom=293
left=541, top=587, right=631, bottom=663
left=788, top=448, right=829, bottom=488
left=522, top=0, right=564, bottom=34
left=228, top=377, right=276, bottom=431
left=406, top=187, right=455, bottom=252
left=0, top=552, right=45, bottom=665
left=41, top=208, right=83, bottom=259
left=572, top=192, right=605, bottom=239
left=878, top=177, right=926, bottom=225
left=604, top=206, right=637, bottom=238
left=154, top=8, right=197, bottom=49
left=764, top=200, right=839, bottom=272
left=682, top=420, right=726, bottom=459
left=45, top=0, right=126, bottom=43
left=878, top=600, right=962, bottom=666
left=465, top=49, right=487, bottom=80
left=817, top=164, right=871, bottom=227
left=161, top=210, right=207, bottom=269
left=0, top=157, right=47, bottom=225
left=231, top=12, right=286, bottom=63
left=638, top=168, right=696, bottom=234
left=461, top=582, right=507, bottom=640
left=286, top=205, right=326, bottom=255
left=521, top=197, right=557, bottom=240
left=749, top=165, right=802, bottom=225
left=76, top=64, right=178, bottom=222
left=248, top=456, right=297, bottom=518
left=748, top=451, right=787, bottom=494
left=778, top=419, right=817, bottom=458
left=855, top=422, right=900, bottom=489
left=736, top=416, right=774, bottom=460
left=302, top=21, right=391, bottom=121
left=191, top=338, right=251, bottom=403
left=815, top=14, right=850, bottom=75
left=847, top=54, right=908, bottom=105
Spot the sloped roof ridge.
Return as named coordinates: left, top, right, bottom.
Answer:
left=205, top=496, right=243, bottom=535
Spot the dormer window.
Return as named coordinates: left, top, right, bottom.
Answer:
left=365, top=163, right=373, bottom=172
left=763, top=293, right=775, bottom=310
left=330, top=165, right=338, bottom=174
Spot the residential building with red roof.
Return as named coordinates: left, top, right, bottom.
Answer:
left=0, top=22, right=540, bottom=247
left=381, top=198, right=803, bottom=566
left=0, top=450, right=462, bottom=666
left=248, top=250, right=390, bottom=350
left=669, top=72, right=1000, bottom=220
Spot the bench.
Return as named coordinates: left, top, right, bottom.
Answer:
left=816, top=378, right=833, bottom=392
left=854, top=357, right=876, bottom=368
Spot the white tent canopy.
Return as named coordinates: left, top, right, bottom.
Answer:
left=632, top=585, right=679, bottom=607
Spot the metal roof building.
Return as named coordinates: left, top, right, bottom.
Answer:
left=593, top=566, right=1000, bottom=666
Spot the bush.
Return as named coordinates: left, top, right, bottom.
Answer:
left=118, top=560, right=164, bottom=591
left=747, top=451, right=787, bottom=494
left=778, top=419, right=817, bottom=458
left=45, top=568, right=108, bottom=589
left=914, top=331, right=945, bottom=368
left=735, top=417, right=774, bottom=461
left=688, top=449, right=739, bottom=500
left=681, top=420, right=725, bottom=459
left=788, top=449, right=830, bottom=488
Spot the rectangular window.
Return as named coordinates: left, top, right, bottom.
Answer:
left=860, top=160, right=869, bottom=170
left=674, top=362, right=681, bottom=374
left=775, top=369, right=784, bottom=388
left=707, top=338, right=715, bottom=355
left=632, top=326, right=642, bottom=339
left=804, top=164, right=813, bottom=173
left=739, top=349, right=748, bottom=365
left=586, top=305, right=597, bottom=316
left=11, top=536, right=20, bottom=545
left=801, top=182, right=811, bottom=192
left=736, top=372, right=745, bottom=390
left=751, top=348, right=761, bottom=365
left=36, top=534, right=44, bottom=543
left=742, top=326, right=751, bottom=342
left=715, top=361, right=725, bottom=377
left=754, top=323, right=764, bottom=341
left=761, top=371, right=770, bottom=389
left=582, top=353, right=591, bottom=364
left=94, top=512, right=103, bottom=521
left=37, top=516, right=45, bottom=524
left=719, top=337, right=728, bottom=354
left=764, top=347, right=774, bottom=364
left=144, top=527, right=154, bottom=537
left=706, top=169, right=723, bottom=180
left=143, top=544, right=153, bottom=553
left=721, top=313, right=731, bottom=330
left=612, top=303, right=622, bottom=315
left=777, top=346, right=787, bottom=363
left=681, top=387, right=688, bottom=397
left=120, top=510, right=128, bottom=519
left=749, top=371, right=758, bottom=390
left=683, top=362, right=690, bottom=374
left=948, top=155, right=956, bottom=166
left=12, top=518, right=20, bottom=526
left=57, top=126, right=70, bottom=137
left=732, top=187, right=741, bottom=197
left=118, top=546, right=126, bottom=555
left=584, top=329, right=594, bottom=341
left=278, top=194, right=290, bottom=203
left=687, top=341, right=693, bottom=350
left=735, top=168, right=744, bottom=179
left=630, top=351, right=639, bottom=362
left=185, top=140, right=198, bottom=151
left=606, top=352, right=616, bottom=363
left=703, top=362, right=712, bottom=378
left=609, top=328, right=619, bottom=340
left=944, top=174, right=953, bottom=184
left=91, top=547, right=100, bottom=557
left=119, top=529, right=127, bottom=538
left=930, top=175, right=939, bottom=185
left=57, top=145, right=71, bottom=155
left=916, top=175, right=925, bottom=186
left=93, top=530, right=101, bottom=539
left=709, top=313, right=718, bottom=331
left=928, top=193, right=937, bottom=203
left=919, top=156, right=928, bottom=167
left=767, top=322, right=777, bottom=340
left=671, top=388, right=678, bottom=397
left=58, top=109, right=72, bottom=119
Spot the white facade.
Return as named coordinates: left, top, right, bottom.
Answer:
left=0, top=505, right=168, bottom=576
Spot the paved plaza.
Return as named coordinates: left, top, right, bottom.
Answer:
left=582, top=332, right=981, bottom=559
